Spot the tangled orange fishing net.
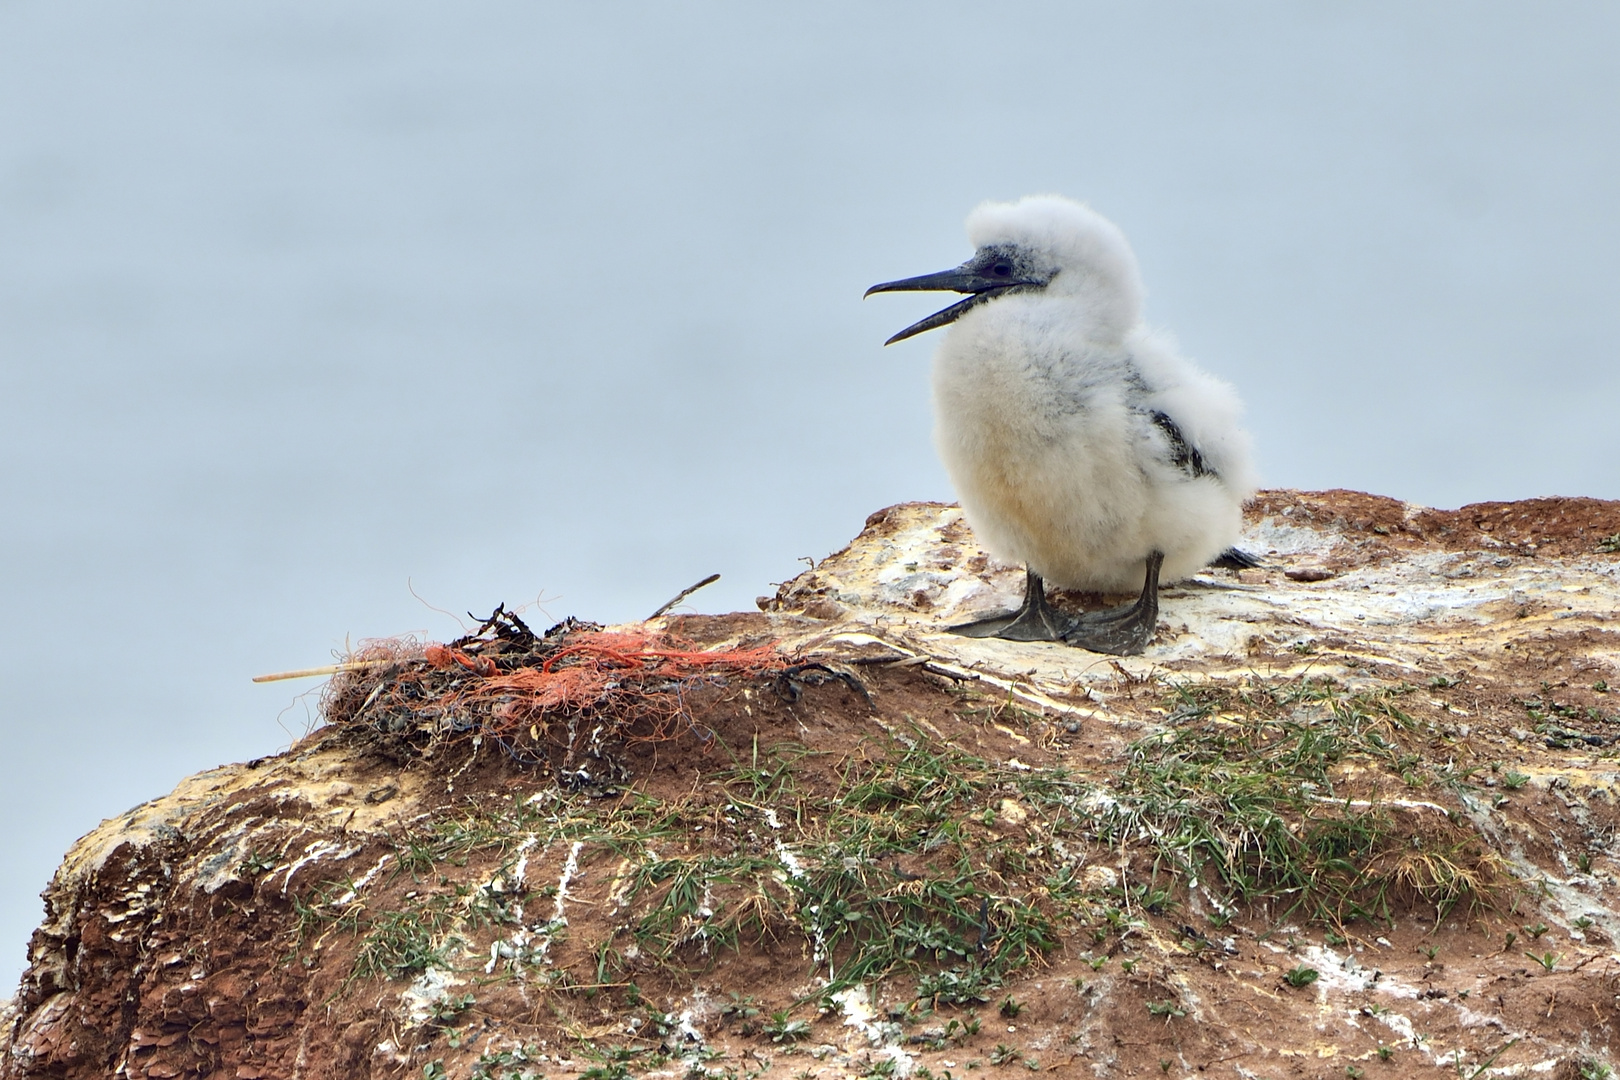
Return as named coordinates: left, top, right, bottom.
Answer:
left=323, top=609, right=795, bottom=780
left=427, top=628, right=785, bottom=739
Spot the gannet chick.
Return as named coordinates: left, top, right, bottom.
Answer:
left=866, top=195, right=1257, bottom=655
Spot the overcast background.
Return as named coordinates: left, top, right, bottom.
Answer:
left=2, top=2, right=1617, bottom=986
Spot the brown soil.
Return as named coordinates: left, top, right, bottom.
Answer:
left=1250, top=488, right=1620, bottom=563
left=7, top=491, right=1620, bottom=1080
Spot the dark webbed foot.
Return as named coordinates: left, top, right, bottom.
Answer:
left=1061, top=550, right=1164, bottom=656
left=949, top=555, right=1165, bottom=655
left=1210, top=547, right=1262, bottom=570
left=949, top=568, right=1067, bottom=641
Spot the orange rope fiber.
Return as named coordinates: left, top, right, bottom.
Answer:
left=419, top=629, right=786, bottom=742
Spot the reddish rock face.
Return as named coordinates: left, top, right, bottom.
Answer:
left=4, top=773, right=339, bottom=1079
left=7, top=491, right=1620, bottom=1080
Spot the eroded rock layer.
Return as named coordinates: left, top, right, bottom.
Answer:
left=7, top=490, right=1620, bottom=1079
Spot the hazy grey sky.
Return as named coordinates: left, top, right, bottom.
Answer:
left=2, top=2, right=1617, bottom=984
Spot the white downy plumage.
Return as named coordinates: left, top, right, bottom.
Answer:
left=868, top=195, right=1256, bottom=652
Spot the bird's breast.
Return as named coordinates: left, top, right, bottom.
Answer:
left=932, top=310, right=1130, bottom=446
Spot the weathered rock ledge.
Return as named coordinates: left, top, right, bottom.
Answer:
left=6, top=490, right=1620, bottom=1079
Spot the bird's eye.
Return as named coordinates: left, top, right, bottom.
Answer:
left=991, top=261, right=1013, bottom=277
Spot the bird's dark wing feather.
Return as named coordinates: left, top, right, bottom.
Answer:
left=1210, top=547, right=1262, bottom=570
left=1148, top=410, right=1214, bottom=478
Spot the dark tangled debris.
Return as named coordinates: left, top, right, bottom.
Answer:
left=772, top=661, right=875, bottom=708
left=318, top=605, right=804, bottom=788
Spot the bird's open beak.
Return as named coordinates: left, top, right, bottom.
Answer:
left=864, top=266, right=1025, bottom=346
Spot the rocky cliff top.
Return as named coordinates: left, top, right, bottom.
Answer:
left=6, top=490, right=1620, bottom=1080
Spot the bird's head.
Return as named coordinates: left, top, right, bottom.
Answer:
left=866, top=195, right=1144, bottom=346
